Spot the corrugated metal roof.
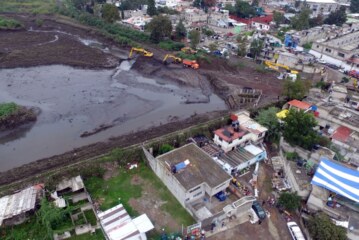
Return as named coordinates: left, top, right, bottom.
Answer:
left=98, top=204, right=154, bottom=240
left=0, top=184, right=43, bottom=226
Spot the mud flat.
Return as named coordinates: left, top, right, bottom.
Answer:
left=0, top=63, right=226, bottom=171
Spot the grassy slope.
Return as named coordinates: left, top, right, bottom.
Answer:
left=0, top=0, right=56, bottom=14
left=0, top=16, right=23, bottom=29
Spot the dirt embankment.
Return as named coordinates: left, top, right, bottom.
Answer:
left=0, top=106, right=38, bottom=131
left=0, top=111, right=225, bottom=187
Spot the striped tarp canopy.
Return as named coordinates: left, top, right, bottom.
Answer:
left=311, top=158, right=359, bottom=203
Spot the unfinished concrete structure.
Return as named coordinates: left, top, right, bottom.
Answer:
left=299, top=0, right=338, bottom=17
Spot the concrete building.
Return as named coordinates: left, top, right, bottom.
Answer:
left=313, top=30, right=359, bottom=62
left=0, top=184, right=44, bottom=226
left=98, top=203, right=154, bottom=240
left=251, top=21, right=270, bottom=31
left=145, top=143, right=232, bottom=209
left=299, top=0, right=339, bottom=17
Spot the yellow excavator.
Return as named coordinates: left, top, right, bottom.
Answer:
left=163, top=54, right=182, bottom=65
left=181, top=47, right=197, bottom=54
left=264, top=60, right=298, bottom=74
left=128, top=47, right=153, bottom=58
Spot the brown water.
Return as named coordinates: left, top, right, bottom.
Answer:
left=0, top=63, right=226, bottom=171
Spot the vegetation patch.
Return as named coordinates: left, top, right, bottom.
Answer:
left=85, top=164, right=194, bottom=228
left=0, top=0, right=56, bottom=14
left=0, top=16, right=23, bottom=30
left=0, top=102, right=19, bottom=118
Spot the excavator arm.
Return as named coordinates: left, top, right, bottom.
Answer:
left=129, top=47, right=153, bottom=58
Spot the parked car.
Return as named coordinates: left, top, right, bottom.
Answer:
left=252, top=201, right=266, bottom=219
left=317, top=59, right=326, bottom=64
left=326, top=63, right=340, bottom=70
left=287, top=222, right=305, bottom=240
left=215, top=191, right=226, bottom=201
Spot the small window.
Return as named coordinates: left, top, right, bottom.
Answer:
left=338, top=52, right=345, bottom=58
left=219, top=137, right=223, bottom=142
left=316, top=45, right=319, bottom=48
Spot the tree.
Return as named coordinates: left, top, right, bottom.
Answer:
left=291, top=7, right=311, bottom=30
left=309, top=14, right=324, bottom=27
left=147, top=15, right=172, bottom=43
left=209, top=42, right=218, bottom=52
left=236, top=35, right=248, bottom=57
left=73, top=0, right=87, bottom=10
left=278, top=192, right=301, bottom=211
left=175, top=20, right=186, bottom=40
left=204, top=0, right=217, bottom=7
left=235, top=1, right=256, bottom=18
left=159, top=144, right=174, bottom=154
left=102, top=4, right=119, bottom=23
left=273, top=11, right=284, bottom=27
left=282, top=78, right=309, bottom=100
left=189, top=30, right=200, bottom=49
left=255, top=107, right=281, bottom=143
left=283, top=109, right=319, bottom=150
left=252, top=0, right=259, bottom=6
left=193, top=0, right=201, bottom=8
left=350, top=0, right=359, bottom=13
left=324, top=6, right=347, bottom=26
left=307, top=213, right=347, bottom=240
left=249, top=38, right=263, bottom=59
left=147, top=0, right=157, bottom=16
left=36, top=198, right=74, bottom=239
left=224, top=3, right=236, bottom=14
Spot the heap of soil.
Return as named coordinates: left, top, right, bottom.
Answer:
left=0, top=107, right=37, bottom=131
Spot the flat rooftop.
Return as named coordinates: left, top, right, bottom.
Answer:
left=157, top=143, right=231, bottom=191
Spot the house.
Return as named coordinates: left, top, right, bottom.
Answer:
left=213, top=144, right=267, bottom=175
left=143, top=143, right=258, bottom=225
left=213, top=111, right=267, bottom=152
left=144, top=143, right=232, bottom=209
left=283, top=99, right=313, bottom=112
left=122, top=16, right=153, bottom=31
left=299, top=0, right=339, bottom=17
left=0, top=184, right=44, bottom=226
left=251, top=21, right=270, bottom=31
left=98, top=204, right=154, bottom=240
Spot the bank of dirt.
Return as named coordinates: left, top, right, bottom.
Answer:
left=0, top=106, right=37, bottom=131
left=0, top=111, right=225, bottom=187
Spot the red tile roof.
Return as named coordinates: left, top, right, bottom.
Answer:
left=214, top=127, right=247, bottom=142
left=287, top=99, right=311, bottom=110
left=332, top=126, right=352, bottom=143
left=230, top=114, right=238, bottom=121
left=229, top=15, right=273, bottom=25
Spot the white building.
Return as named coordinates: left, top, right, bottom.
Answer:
left=251, top=21, right=270, bottom=31
left=98, top=204, right=154, bottom=240
left=300, top=0, right=339, bottom=17
left=213, top=111, right=267, bottom=153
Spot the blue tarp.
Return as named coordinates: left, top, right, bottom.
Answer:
left=311, top=157, right=359, bottom=203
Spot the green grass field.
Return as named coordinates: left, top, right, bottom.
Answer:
left=0, top=0, right=56, bottom=14
left=85, top=164, right=194, bottom=226
left=0, top=16, right=23, bottom=29
left=0, top=102, right=19, bottom=119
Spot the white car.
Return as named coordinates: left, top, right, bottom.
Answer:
left=317, top=59, right=326, bottom=64
left=287, top=222, right=305, bottom=240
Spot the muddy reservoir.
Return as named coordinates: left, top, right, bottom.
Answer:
left=0, top=62, right=226, bottom=171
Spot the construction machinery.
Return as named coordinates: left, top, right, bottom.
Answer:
left=181, top=47, right=197, bottom=54
left=162, top=54, right=182, bottom=65
left=128, top=47, right=153, bottom=58
left=183, top=59, right=199, bottom=69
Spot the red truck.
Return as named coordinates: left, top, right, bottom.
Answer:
left=182, top=59, right=199, bottom=69
left=349, top=70, right=359, bottom=79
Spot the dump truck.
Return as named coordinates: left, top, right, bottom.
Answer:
left=163, top=54, right=182, bottom=64
left=183, top=59, right=199, bottom=69
left=129, top=47, right=153, bottom=58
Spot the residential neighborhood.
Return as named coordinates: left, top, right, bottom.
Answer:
left=1, top=0, right=359, bottom=240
